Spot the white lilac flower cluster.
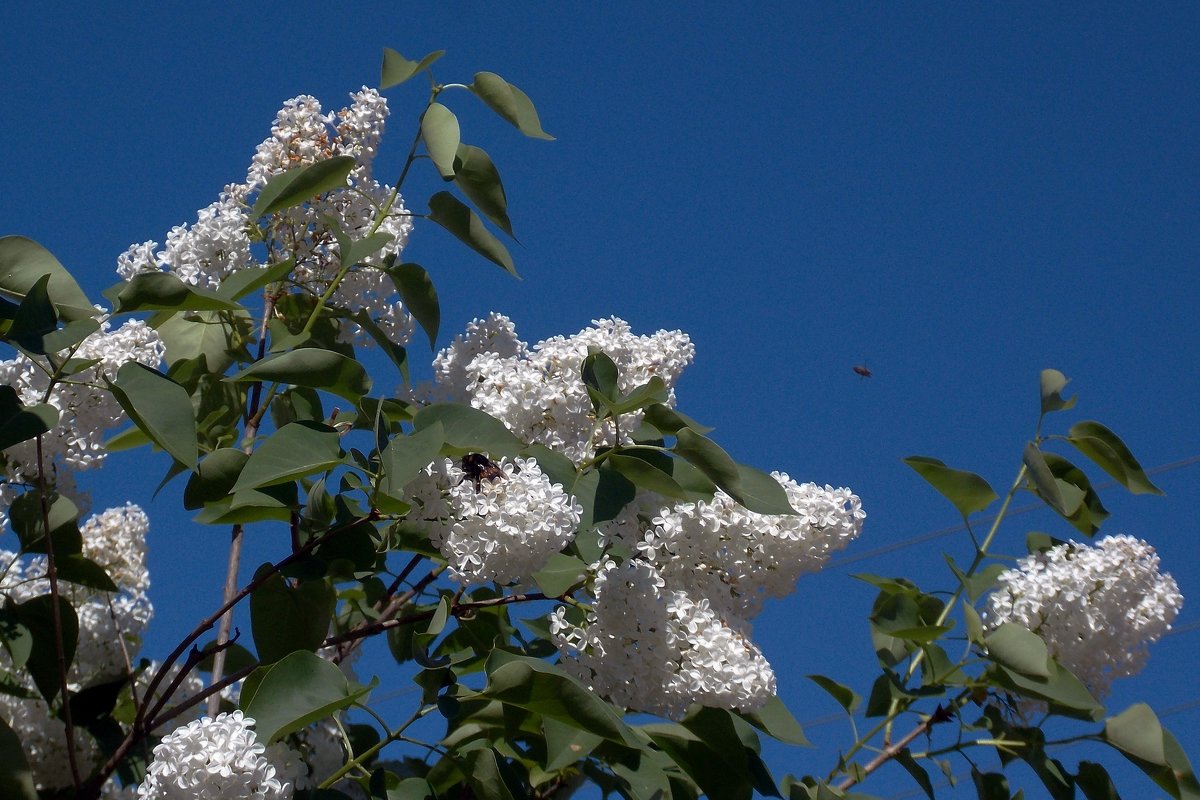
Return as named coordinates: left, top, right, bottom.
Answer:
left=406, top=456, right=582, bottom=585
left=553, top=477, right=864, bottom=717
left=985, top=534, right=1183, bottom=698
left=550, top=559, right=777, bottom=719
left=0, top=504, right=152, bottom=790
left=424, top=314, right=695, bottom=463
left=0, top=319, right=165, bottom=517
left=116, top=87, right=415, bottom=348
left=137, top=711, right=302, bottom=800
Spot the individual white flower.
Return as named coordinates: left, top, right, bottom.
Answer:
left=984, top=534, right=1183, bottom=698
left=137, top=711, right=297, bottom=800
left=638, top=475, right=865, bottom=619
left=551, top=559, right=776, bottom=719
left=406, top=456, right=582, bottom=585
left=421, top=315, right=695, bottom=463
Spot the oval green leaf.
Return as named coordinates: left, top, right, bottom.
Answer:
left=0, top=236, right=94, bottom=320
left=453, top=144, right=513, bottom=237
left=385, top=262, right=440, bottom=351
left=380, top=47, right=444, bottom=89
left=421, top=103, right=460, bottom=181
left=232, top=421, right=341, bottom=491
left=412, top=403, right=520, bottom=456
left=110, top=362, right=199, bottom=468
left=984, top=622, right=1050, bottom=679
left=240, top=650, right=366, bottom=743
left=1040, top=369, right=1077, bottom=415
left=0, top=386, right=59, bottom=451
left=228, top=349, right=371, bottom=404
left=252, top=156, right=356, bottom=218
left=0, top=718, right=36, bottom=800
left=1067, top=420, right=1163, bottom=496
left=427, top=191, right=517, bottom=277
left=109, top=271, right=242, bottom=314
left=470, top=72, right=554, bottom=140
left=251, top=571, right=337, bottom=664
left=903, top=456, right=997, bottom=518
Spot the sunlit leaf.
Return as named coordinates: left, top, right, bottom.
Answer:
left=228, top=349, right=371, bottom=404
left=807, top=675, right=862, bottom=715
left=240, top=650, right=368, bottom=743
left=470, top=72, right=554, bottom=140
left=1023, top=443, right=1084, bottom=517
left=251, top=571, right=337, bottom=663
left=422, top=103, right=460, bottom=181
left=215, top=259, right=295, bottom=301
left=984, top=623, right=1050, bottom=679
left=110, top=362, right=198, bottom=468
left=376, top=422, right=444, bottom=508
left=412, top=403, right=521, bottom=456
left=380, top=47, right=444, bottom=89
left=232, top=422, right=341, bottom=491
left=736, top=695, right=810, bottom=746
left=109, top=272, right=242, bottom=314
left=0, top=236, right=94, bottom=320
left=1040, top=369, right=1077, bottom=415
left=183, top=448, right=249, bottom=510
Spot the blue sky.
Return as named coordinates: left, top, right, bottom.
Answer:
left=3, top=4, right=1198, bottom=796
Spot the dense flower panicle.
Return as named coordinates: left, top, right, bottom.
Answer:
left=638, top=476, right=865, bottom=619
left=80, top=502, right=151, bottom=592
left=985, top=534, right=1183, bottom=698
left=406, top=457, right=582, bottom=585
left=114, top=86, right=415, bottom=349
left=137, top=711, right=301, bottom=800
left=550, top=559, right=776, bottom=719
left=0, top=319, right=165, bottom=485
left=423, top=315, right=695, bottom=463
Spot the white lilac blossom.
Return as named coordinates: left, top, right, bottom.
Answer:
left=137, top=711, right=302, bottom=800
left=985, top=534, right=1183, bottom=698
left=634, top=476, right=865, bottom=620
left=0, top=318, right=164, bottom=488
left=423, top=315, right=694, bottom=463
left=550, top=559, right=776, bottom=719
left=406, top=457, right=582, bottom=585
left=114, top=86, right=415, bottom=349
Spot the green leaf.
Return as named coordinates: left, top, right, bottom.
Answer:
left=0, top=236, right=94, bottom=320
left=674, top=430, right=795, bottom=515
left=643, top=403, right=714, bottom=435
left=184, top=448, right=249, bottom=510
left=232, top=421, right=341, bottom=491
left=1040, top=369, right=1077, bottom=415
left=56, top=555, right=118, bottom=592
left=894, top=749, right=934, bottom=800
left=543, top=716, right=604, bottom=771
left=463, top=748, right=517, bottom=800
left=0, top=386, right=58, bottom=450
left=228, top=349, right=371, bottom=404
left=454, top=144, right=513, bottom=237
left=251, top=571, right=337, bottom=663
left=1104, top=703, right=1200, bottom=799
left=532, top=553, right=587, bottom=597
left=1041, top=452, right=1110, bottom=536
left=7, top=274, right=58, bottom=351
left=376, top=421, right=445, bottom=507
left=412, top=403, right=521, bottom=456
left=581, top=348, right=620, bottom=408
left=0, top=718, right=37, bottom=800
left=9, top=492, right=81, bottom=555
left=155, top=308, right=242, bottom=372
left=984, top=623, right=1050, bottom=679
left=807, top=675, right=862, bottom=715
left=379, top=47, right=444, bottom=89
left=252, top=156, right=356, bottom=217
left=421, top=103, right=460, bottom=181
left=606, top=453, right=688, bottom=499
left=385, top=263, right=439, bottom=351
left=482, top=651, right=641, bottom=748
left=215, top=259, right=295, bottom=301
left=17, top=595, right=78, bottom=702
left=427, top=191, right=517, bottom=276
left=736, top=695, right=810, bottom=746
left=108, top=362, right=198, bottom=468
left=605, top=377, right=669, bottom=417
left=1075, top=762, right=1120, bottom=800
left=470, top=72, right=554, bottom=140
left=971, top=769, right=1011, bottom=800
left=240, top=650, right=367, bottom=743
left=1067, top=420, right=1163, bottom=495
left=989, top=660, right=1104, bottom=721
left=1023, top=443, right=1084, bottom=517
left=902, top=456, right=997, bottom=517
left=109, top=272, right=242, bottom=314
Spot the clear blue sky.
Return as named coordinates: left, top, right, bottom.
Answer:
left=3, top=4, right=1198, bottom=796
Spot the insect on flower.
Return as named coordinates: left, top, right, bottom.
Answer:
left=459, top=453, right=506, bottom=492
left=852, top=364, right=872, bottom=379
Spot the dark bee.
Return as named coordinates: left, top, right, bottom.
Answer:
left=459, top=453, right=505, bottom=492
left=852, top=364, right=873, bottom=379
